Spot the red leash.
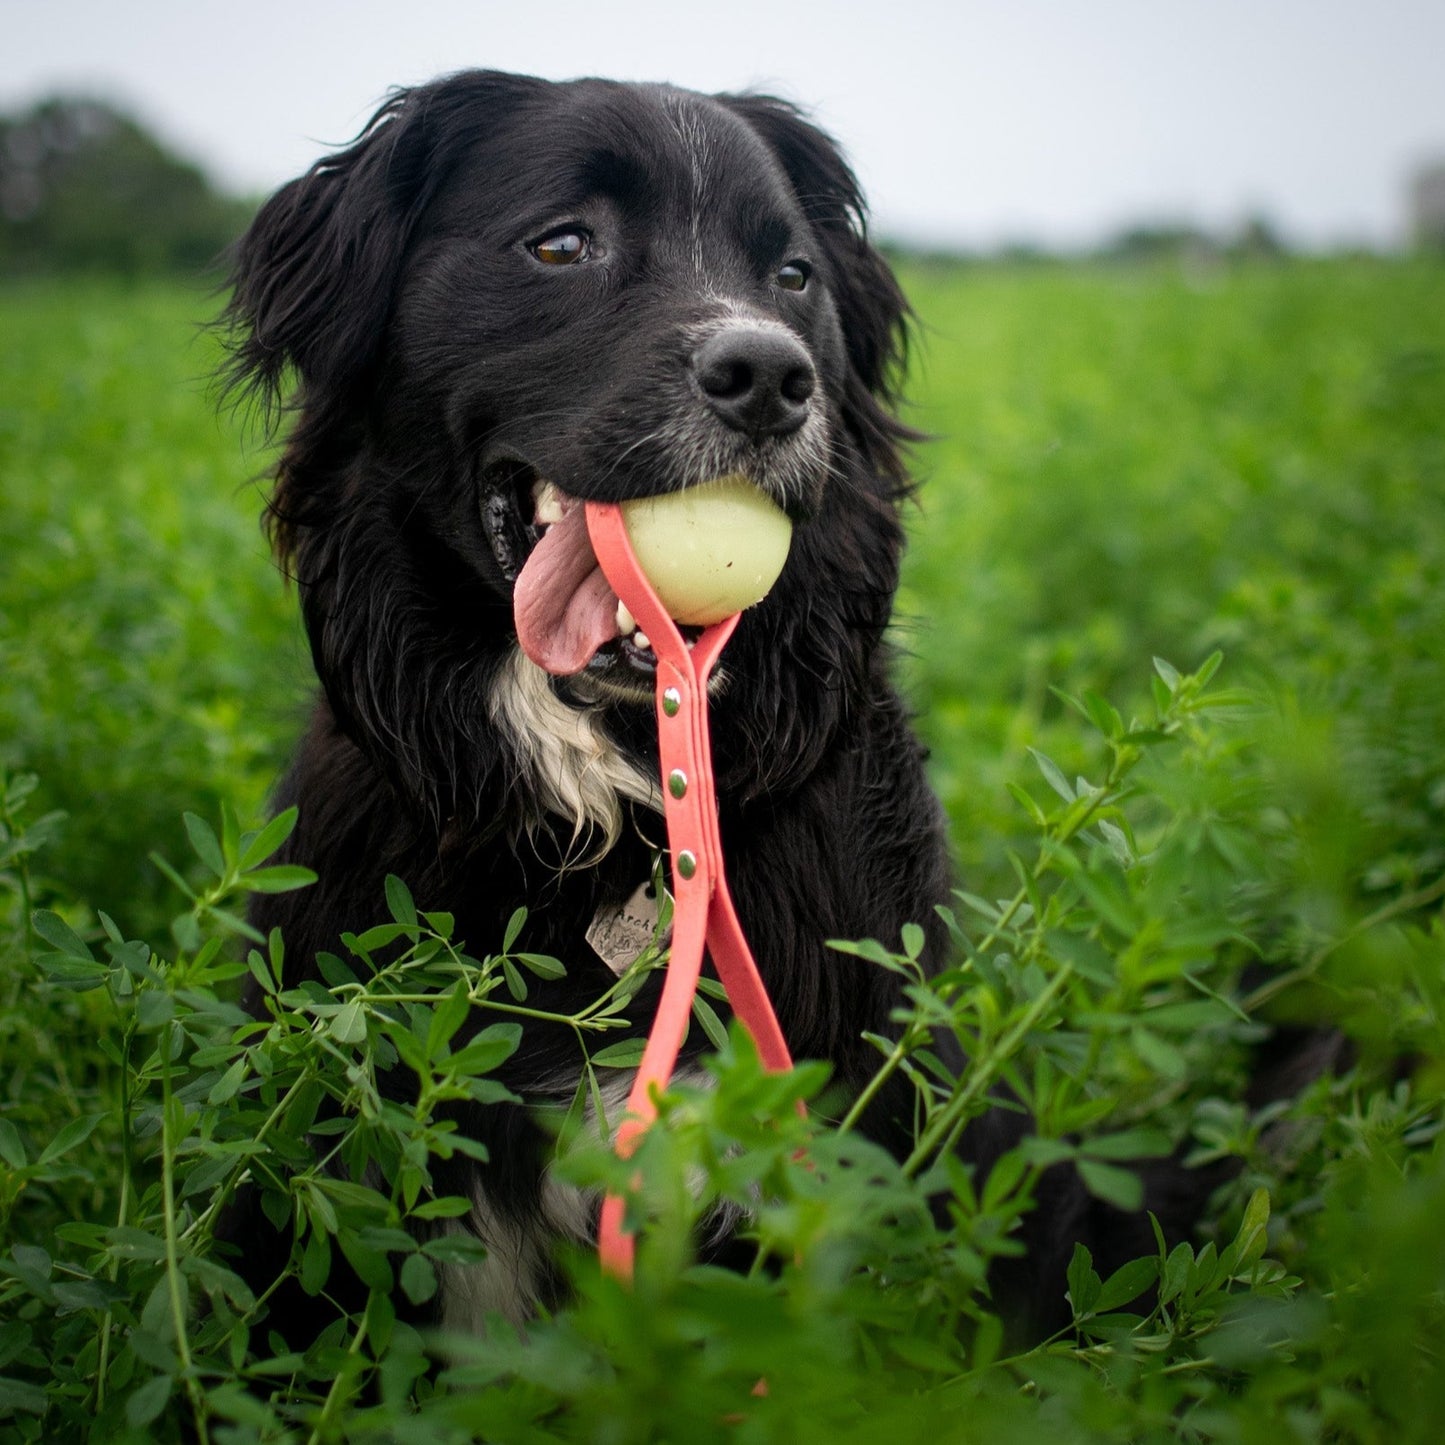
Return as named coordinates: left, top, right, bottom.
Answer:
left=585, top=501, right=795, bottom=1280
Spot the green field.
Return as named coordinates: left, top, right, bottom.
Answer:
left=2, top=261, right=1444, bottom=1440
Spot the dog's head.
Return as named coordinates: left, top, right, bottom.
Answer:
left=224, top=71, right=914, bottom=826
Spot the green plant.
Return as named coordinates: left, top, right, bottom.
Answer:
left=4, top=258, right=1444, bottom=1441
left=2, top=656, right=1440, bottom=1441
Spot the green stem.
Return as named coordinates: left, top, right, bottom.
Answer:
left=159, top=1019, right=209, bottom=1442
left=306, top=1299, right=372, bottom=1444
left=14, top=842, right=34, bottom=961
left=181, top=1072, right=311, bottom=1247
left=376, top=989, right=624, bottom=1030
left=836, top=1027, right=923, bottom=1136
left=967, top=774, right=1121, bottom=963
left=953, top=1319, right=1074, bottom=1382
left=841, top=734, right=1150, bottom=1163
left=903, top=964, right=1074, bottom=1176
left=1243, top=872, right=1445, bottom=1013
left=93, top=1020, right=135, bottom=1412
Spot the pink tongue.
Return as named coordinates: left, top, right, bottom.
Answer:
left=513, top=504, right=620, bottom=675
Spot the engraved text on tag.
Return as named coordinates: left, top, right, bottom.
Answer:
left=586, top=878, right=667, bottom=976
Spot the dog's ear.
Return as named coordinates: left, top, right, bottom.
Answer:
left=221, top=71, right=535, bottom=412
left=221, top=92, right=421, bottom=410
left=717, top=94, right=915, bottom=483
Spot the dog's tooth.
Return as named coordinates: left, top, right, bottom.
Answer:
left=616, top=600, right=637, bottom=636
left=532, top=480, right=566, bottom=527
left=633, top=630, right=651, bottom=653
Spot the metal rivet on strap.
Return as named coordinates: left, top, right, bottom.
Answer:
left=662, top=687, right=682, bottom=716
left=675, top=850, right=697, bottom=880
left=668, top=769, right=688, bottom=799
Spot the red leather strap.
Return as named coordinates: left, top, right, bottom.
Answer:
left=585, top=501, right=795, bottom=1279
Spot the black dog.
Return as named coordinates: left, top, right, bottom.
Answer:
left=221, top=69, right=1166, bottom=1343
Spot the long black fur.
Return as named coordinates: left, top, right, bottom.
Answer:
left=219, top=70, right=1181, bottom=1345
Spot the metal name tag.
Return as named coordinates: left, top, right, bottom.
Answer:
left=586, top=877, right=669, bottom=976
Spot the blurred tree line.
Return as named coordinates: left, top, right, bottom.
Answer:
left=0, top=96, right=255, bottom=276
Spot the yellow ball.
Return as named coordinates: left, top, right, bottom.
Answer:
left=619, top=476, right=793, bottom=625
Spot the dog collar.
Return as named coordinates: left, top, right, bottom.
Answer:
left=585, top=500, right=796, bottom=1280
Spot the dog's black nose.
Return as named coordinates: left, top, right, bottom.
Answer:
left=693, top=328, right=816, bottom=439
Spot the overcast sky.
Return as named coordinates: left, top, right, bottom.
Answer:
left=5, top=0, right=1444, bottom=249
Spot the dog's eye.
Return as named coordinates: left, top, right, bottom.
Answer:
left=530, top=229, right=591, bottom=266
left=776, top=260, right=811, bottom=292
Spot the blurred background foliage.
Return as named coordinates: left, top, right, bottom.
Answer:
left=0, top=97, right=255, bottom=276
left=0, top=282, right=307, bottom=928
left=898, top=259, right=1445, bottom=914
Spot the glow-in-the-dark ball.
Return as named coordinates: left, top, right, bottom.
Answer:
left=619, top=476, right=793, bottom=625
